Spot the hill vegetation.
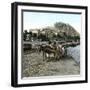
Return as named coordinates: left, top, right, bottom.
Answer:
left=23, top=22, right=80, bottom=42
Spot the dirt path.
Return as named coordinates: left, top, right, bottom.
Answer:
left=22, top=52, right=80, bottom=77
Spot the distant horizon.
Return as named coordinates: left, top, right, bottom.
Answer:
left=23, top=11, right=81, bottom=33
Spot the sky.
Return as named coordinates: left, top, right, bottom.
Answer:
left=23, top=11, right=81, bottom=33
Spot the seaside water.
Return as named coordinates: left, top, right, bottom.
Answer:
left=67, top=45, right=80, bottom=64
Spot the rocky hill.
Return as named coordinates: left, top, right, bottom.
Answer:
left=40, top=22, right=80, bottom=41
left=42, top=22, right=80, bottom=36
left=54, top=22, right=80, bottom=37
left=24, top=22, right=80, bottom=41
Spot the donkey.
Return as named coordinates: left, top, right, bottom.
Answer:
left=58, top=45, right=65, bottom=58
left=39, top=44, right=60, bottom=61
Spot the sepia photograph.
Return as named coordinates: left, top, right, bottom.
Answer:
left=22, top=11, right=80, bottom=78
left=11, top=2, right=87, bottom=87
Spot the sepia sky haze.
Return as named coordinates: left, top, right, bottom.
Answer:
left=23, top=11, right=81, bottom=33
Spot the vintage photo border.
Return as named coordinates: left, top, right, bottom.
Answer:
left=11, top=2, right=88, bottom=87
